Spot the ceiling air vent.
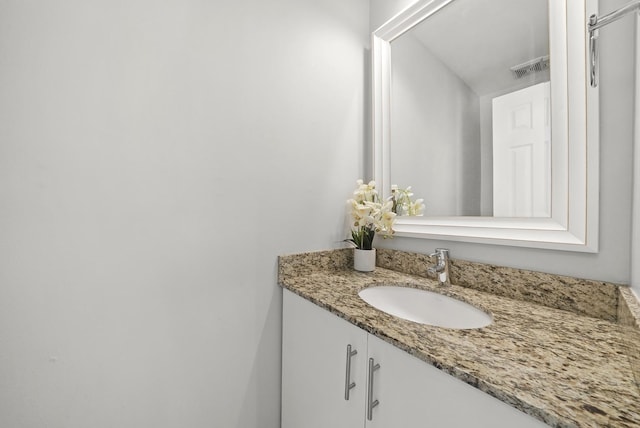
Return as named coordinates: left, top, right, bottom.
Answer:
left=510, top=55, right=550, bottom=79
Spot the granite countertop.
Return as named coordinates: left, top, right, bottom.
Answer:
left=278, top=249, right=640, bottom=428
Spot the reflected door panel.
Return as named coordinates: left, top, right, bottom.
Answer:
left=492, top=81, right=551, bottom=217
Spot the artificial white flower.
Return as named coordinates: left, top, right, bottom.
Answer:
left=408, top=198, right=425, bottom=216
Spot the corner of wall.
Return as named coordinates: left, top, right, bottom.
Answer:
left=632, top=12, right=640, bottom=295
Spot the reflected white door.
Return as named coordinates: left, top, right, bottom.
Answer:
left=492, top=81, right=551, bottom=217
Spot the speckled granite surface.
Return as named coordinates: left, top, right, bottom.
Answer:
left=619, top=287, right=640, bottom=390
left=376, top=248, right=619, bottom=321
left=278, top=248, right=640, bottom=428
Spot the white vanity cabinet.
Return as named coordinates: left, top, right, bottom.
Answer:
left=282, top=289, right=367, bottom=428
left=282, top=289, right=547, bottom=428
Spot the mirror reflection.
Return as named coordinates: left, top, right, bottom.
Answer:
left=389, top=0, right=551, bottom=217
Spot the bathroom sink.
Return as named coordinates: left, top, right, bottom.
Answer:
left=358, top=286, right=492, bottom=329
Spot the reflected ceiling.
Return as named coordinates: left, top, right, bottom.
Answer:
left=404, top=0, right=549, bottom=96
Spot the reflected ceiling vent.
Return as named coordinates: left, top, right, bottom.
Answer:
left=510, top=55, right=550, bottom=79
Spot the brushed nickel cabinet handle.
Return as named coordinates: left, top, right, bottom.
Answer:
left=344, top=344, right=358, bottom=400
left=367, top=357, right=380, bottom=420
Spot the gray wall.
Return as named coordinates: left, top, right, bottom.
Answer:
left=633, top=14, right=640, bottom=297
left=0, top=1, right=636, bottom=427
left=0, top=0, right=369, bottom=427
left=372, top=0, right=636, bottom=285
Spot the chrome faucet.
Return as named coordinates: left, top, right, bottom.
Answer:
left=427, top=248, right=450, bottom=286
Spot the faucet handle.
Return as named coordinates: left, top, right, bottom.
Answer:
left=427, top=249, right=451, bottom=286
left=430, top=248, right=449, bottom=259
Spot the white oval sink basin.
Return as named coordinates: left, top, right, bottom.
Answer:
left=358, top=286, right=492, bottom=329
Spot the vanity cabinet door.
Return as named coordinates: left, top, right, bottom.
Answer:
left=282, top=290, right=368, bottom=428
left=365, top=334, right=547, bottom=428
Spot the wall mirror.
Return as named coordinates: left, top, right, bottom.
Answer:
left=372, top=0, right=599, bottom=251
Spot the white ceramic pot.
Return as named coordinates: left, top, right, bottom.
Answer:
left=354, top=248, right=376, bottom=272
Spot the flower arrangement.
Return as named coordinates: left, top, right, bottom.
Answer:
left=390, top=185, right=425, bottom=216
left=346, top=180, right=424, bottom=250
left=346, top=180, right=395, bottom=250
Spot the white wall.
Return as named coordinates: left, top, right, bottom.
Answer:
left=390, top=33, right=481, bottom=216
left=0, top=1, right=369, bottom=427
left=478, top=93, right=495, bottom=215
left=371, top=0, right=636, bottom=284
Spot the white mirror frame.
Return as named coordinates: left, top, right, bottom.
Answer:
left=372, top=0, right=599, bottom=252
